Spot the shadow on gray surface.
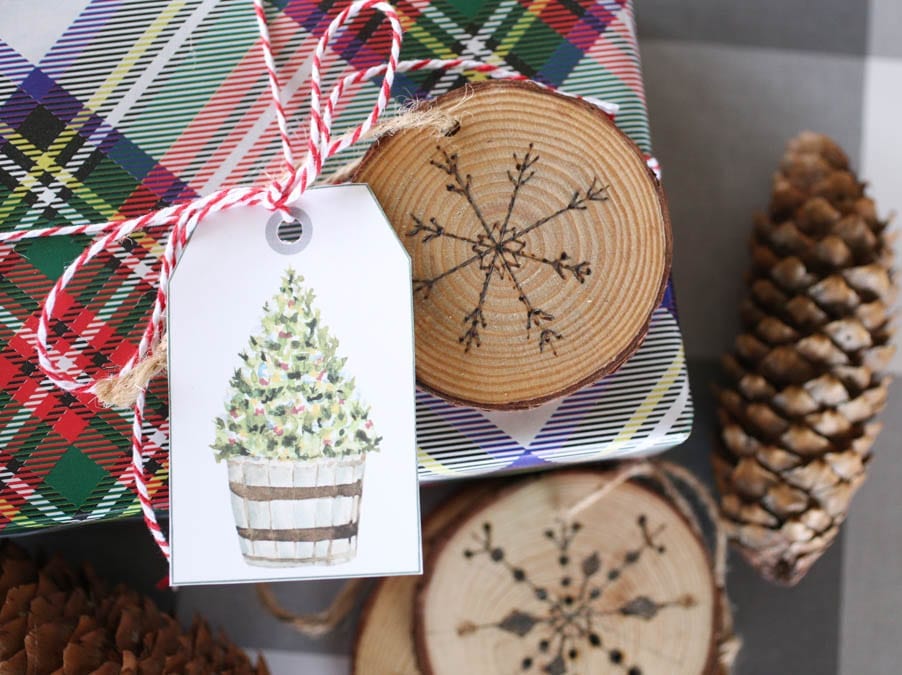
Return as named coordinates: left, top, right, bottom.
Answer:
left=634, top=0, right=869, bottom=56
left=11, top=517, right=173, bottom=613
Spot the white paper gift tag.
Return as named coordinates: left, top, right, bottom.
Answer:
left=167, top=184, right=421, bottom=585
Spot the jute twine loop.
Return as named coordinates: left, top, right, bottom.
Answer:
left=256, top=578, right=367, bottom=638
left=94, top=340, right=168, bottom=408
left=261, top=459, right=741, bottom=673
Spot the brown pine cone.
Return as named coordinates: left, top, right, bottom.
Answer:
left=713, top=131, right=895, bottom=585
left=0, top=542, right=269, bottom=674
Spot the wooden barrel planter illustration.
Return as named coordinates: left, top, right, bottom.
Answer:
left=226, top=454, right=366, bottom=567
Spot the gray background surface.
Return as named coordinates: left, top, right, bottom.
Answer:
left=636, top=1, right=901, bottom=672
left=10, top=1, right=902, bottom=673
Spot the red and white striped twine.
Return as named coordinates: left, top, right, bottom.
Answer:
left=0, top=0, right=628, bottom=561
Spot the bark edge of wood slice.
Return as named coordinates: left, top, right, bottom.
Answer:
left=353, top=80, right=672, bottom=409
left=352, top=485, right=495, bottom=675
left=414, top=470, right=720, bottom=675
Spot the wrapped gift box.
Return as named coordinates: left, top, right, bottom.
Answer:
left=0, top=0, right=691, bottom=533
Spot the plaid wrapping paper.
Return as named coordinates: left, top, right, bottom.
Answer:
left=0, top=0, right=690, bottom=532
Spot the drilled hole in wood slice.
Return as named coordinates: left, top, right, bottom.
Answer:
left=414, top=472, right=718, bottom=675
left=353, top=81, right=671, bottom=409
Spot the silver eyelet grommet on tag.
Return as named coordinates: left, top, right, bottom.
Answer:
left=266, top=208, right=313, bottom=255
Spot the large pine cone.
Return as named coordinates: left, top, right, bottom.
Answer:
left=0, top=542, right=268, bottom=674
left=712, top=132, right=895, bottom=585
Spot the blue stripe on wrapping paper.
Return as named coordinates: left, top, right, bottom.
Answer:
left=8, top=73, right=105, bottom=147
left=416, top=392, right=518, bottom=446
left=283, top=0, right=335, bottom=35
left=505, top=451, right=551, bottom=471
left=660, top=280, right=676, bottom=314
left=585, top=2, right=622, bottom=34
left=386, top=71, right=432, bottom=101
left=108, top=136, right=158, bottom=181
left=538, top=40, right=585, bottom=85
left=20, top=70, right=56, bottom=106
left=38, top=5, right=120, bottom=75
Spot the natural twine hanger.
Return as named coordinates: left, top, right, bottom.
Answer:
left=256, top=459, right=741, bottom=673
left=256, top=578, right=368, bottom=639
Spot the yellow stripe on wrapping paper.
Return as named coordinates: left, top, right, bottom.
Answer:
left=82, top=1, right=187, bottom=115
left=494, top=0, right=551, bottom=61
left=133, top=230, right=166, bottom=258
left=418, top=447, right=457, bottom=476
left=0, top=1, right=187, bottom=222
left=403, top=20, right=460, bottom=61
left=0, top=497, right=19, bottom=520
left=0, top=123, right=117, bottom=222
left=603, top=346, right=687, bottom=455
left=0, top=498, right=39, bottom=528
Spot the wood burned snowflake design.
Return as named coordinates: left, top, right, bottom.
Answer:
left=457, top=517, right=696, bottom=675
left=407, top=144, right=608, bottom=355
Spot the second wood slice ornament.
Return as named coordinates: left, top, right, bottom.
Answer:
left=415, top=470, right=722, bottom=675
left=354, top=81, right=671, bottom=409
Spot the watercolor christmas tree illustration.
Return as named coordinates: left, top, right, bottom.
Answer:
left=211, top=268, right=381, bottom=461
left=212, top=269, right=380, bottom=567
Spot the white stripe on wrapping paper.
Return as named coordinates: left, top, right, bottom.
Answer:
left=0, top=144, right=103, bottom=228
left=417, top=310, right=691, bottom=477
left=0, top=2, right=91, bottom=65
left=0, top=304, right=23, bottom=333
left=599, top=365, right=692, bottom=460
left=99, top=0, right=221, bottom=130
left=88, top=480, right=134, bottom=521
left=0, top=469, right=71, bottom=523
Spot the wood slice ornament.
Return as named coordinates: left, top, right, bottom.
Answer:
left=414, top=468, right=733, bottom=675
left=353, top=81, right=671, bottom=409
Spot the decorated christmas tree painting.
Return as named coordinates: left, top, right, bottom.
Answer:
left=212, top=268, right=380, bottom=461
left=212, top=269, right=379, bottom=567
